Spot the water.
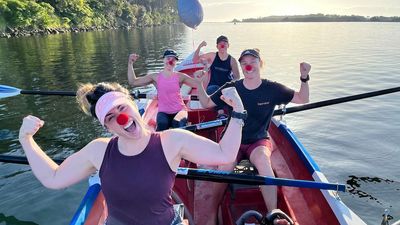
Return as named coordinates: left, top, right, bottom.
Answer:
left=0, top=22, right=399, bottom=224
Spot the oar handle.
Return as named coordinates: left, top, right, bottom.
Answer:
left=134, top=92, right=199, bottom=101
left=181, top=119, right=227, bottom=131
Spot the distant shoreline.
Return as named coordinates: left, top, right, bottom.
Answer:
left=231, top=14, right=400, bottom=23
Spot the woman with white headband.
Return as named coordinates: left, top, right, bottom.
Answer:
left=18, top=82, right=245, bottom=225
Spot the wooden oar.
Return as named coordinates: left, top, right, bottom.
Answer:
left=185, top=86, right=400, bottom=131
left=0, top=85, right=199, bottom=100
left=0, top=85, right=76, bottom=98
left=273, top=86, right=400, bottom=116
left=2, top=84, right=399, bottom=115
left=2, top=84, right=399, bottom=131
left=0, top=155, right=64, bottom=164
left=176, top=168, right=346, bottom=192
left=0, top=155, right=346, bottom=191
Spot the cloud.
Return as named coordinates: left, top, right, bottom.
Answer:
left=202, top=0, right=253, bottom=6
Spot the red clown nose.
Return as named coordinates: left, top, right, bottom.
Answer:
left=245, top=65, right=252, bottom=71
left=117, top=113, right=129, bottom=125
left=168, top=60, right=174, bottom=65
left=220, top=44, right=225, bottom=48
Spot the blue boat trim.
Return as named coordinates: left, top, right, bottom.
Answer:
left=277, top=122, right=321, bottom=173
left=69, top=183, right=101, bottom=225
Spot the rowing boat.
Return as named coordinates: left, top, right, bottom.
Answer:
left=69, top=54, right=367, bottom=225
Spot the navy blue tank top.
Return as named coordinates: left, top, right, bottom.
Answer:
left=99, top=133, right=176, bottom=225
left=209, top=52, right=233, bottom=87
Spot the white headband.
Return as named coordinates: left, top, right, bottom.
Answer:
left=95, top=91, right=129, bottom=126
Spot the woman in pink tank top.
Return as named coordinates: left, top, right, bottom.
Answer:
left=19, top=82, right=245, bottom=225
left=127, top=49, right=199, bottom=131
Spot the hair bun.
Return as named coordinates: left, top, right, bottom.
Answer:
left=76, top=83, right=95, bottom=115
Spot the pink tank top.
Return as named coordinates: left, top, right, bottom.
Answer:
left=156, top=72, right=185, bottom=114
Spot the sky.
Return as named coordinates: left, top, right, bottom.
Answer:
left=200, top=0, right=400, bottom=22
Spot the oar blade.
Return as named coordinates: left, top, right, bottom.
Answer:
left=0, top=85, right=22, bottom=98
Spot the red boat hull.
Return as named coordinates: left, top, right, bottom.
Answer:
left=71, top=58, right=367, bottom=225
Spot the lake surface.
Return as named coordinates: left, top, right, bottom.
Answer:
left=0, top=22, right=399, bottom=224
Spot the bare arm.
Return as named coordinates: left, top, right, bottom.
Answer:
left=163, top=90, right=244, bottom=168
left=166, top=118, right=242, bottom=166
left=127, top=53, right=156, bottom=87
left=291, top=82, right=309, bottom=104
left=230, top=57, right=240, bottom=80
left=291, top=62, right=311, bottom=104
left=193, top=41, right=207, bottom=64
left=195, top=77, right=217, bottom=108
left=18, top=116, right=104, bottom=189
left=178, top=72, right=199, bottom=88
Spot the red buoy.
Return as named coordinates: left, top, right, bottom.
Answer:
left=117, top=113, right=129, bottom=125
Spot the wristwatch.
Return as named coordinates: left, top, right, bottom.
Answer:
left=231, top=110, right=247, bottom=120
left=300, top=74, right=310, bottom=83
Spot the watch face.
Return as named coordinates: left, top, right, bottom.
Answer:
left=242, top=111, right=248, bottom=119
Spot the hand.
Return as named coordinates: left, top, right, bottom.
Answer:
left=300, top=62, right=311, bottom=78
left=19, top=115, right=44, bottom=139
left=198, top=41, right=207, bottom=48
left=128, top=53, right=139, bottom=64
left=194, top=70, right=208, bottom=83
left=220, top=87, right=244, bottom=112
left=200, top=58, right=210, bottom=70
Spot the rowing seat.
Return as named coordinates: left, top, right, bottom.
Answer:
left=234, top=160, right=258, bottom=175
left=229, top=160, right=259, bottom=200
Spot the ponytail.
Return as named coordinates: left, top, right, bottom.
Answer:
left=76, top=82, right=131, bottom=118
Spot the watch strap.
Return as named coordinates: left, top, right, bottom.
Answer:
left=300, top=74, right=310, bottom=83
left=231, top=110, right=247, bottom=120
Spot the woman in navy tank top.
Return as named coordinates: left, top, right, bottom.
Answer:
left=193, top=35, right=241, bottom=118
left=18, top=82, right=245, bottom=225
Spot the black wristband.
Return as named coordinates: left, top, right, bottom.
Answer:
left=231, top=110, right=247, bottom=120
left=300, top=74, right=310, bottom=83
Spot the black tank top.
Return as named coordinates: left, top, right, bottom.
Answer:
left=209, top=52, right=233, bottom=87
left=210, top=79, right=295, bottom=144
